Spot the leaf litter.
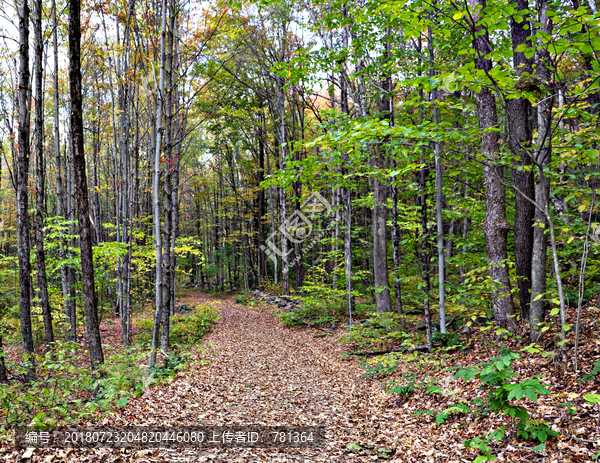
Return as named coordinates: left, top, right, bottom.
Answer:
left=3, top=293, right=600, bottom=462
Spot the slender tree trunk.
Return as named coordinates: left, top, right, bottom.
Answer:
left=169, top=18, right=182, bottom=322
left=17, top=0, right=35, bottom=379
left=160, top=2, right=176, bottom=352
left=471, top=0, right=517, bottom=330
left=391, top=177, right=404, bottom=323
left=0, top=334, right=7, bottom=383
left=150, top=0, right=167, bottom=367
left=420, top=154, right=433, bottom=350
left=340, top=14, right=353, bottom=321
left=33, top=0, right=53, bottom=345
left=429, top=23, right=446, bottom=333
left=277, top=76, right=290, bottom=296
left=69, top=0, right=104, bottom=371
left=52, top=0, right=71, bottom=330
left=373, top=83, right=392, bottom=313
left=257, top=109, right=267, bottom=288
left=530, top=0, right=554, bottom=340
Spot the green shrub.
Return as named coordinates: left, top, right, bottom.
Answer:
left=150, top=351, right=191, bottom=379
left=133, top=317, right=154, bottom=345
left=0, top=342, right=155, bottom=434
left=133, top=302, right=220, bottom=347
left=170, top=302, right=220, bottom=346
left=95, top=346, right=153, bottom=407
left=432, top=331, right=463, bottom=349
left=342, top=312, right=408, bottom=349
left=234, top=295, right=249, bottom=305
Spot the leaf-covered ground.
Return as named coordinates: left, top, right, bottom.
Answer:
left=5, top=292, right=600, bottom=462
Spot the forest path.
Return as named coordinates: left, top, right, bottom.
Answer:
left=106, top=293, right=436, bottom=462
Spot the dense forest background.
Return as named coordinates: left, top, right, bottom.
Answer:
left=1, top=0, right=600, bottom=436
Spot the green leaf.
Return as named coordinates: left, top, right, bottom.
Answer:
left=346, top=443, right=363, bottom=452
left=584, top=393, right=600, bottom=404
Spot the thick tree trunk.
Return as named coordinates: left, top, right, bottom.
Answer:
left=17, top=0, right=35, bottom=379
left=509, top=0, right=535, bottom=322
left=69, top=0, right=104, bottom=371
left=471, top=0, right=517, bottom=331
left=373, top=82, right=392, bottom=313
left=33, top=0, right=53, bottom=345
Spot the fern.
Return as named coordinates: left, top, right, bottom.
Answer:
left=580, top=358, right=600, bottom=383
left=436, top=403, right=471, bottom=425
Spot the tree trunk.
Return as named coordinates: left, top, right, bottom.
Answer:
left=509, top=0, right=535, bottom=322
left=373, top=82, right=392, bottom=313
left=391, top=177, right=404, bottom=323
left=471, top=0, right=517, bottom=331
left=69, top=0, right=104, bottom=371
left=150, top=0, right=167, bottom=367
left=530, top=0, right=554, bottom=340
left=420, top=155, right=433, bottom=350
left=17, top=0, right=35, bottom=379
left=429, top=22, right=446, bottom=333
left=52, top=0, right=71, bottom=340
left=160, top=2, right=176, bottom=352
left=277, top=76, right=290, bottom=296
left=0, top=334, right=7, bottom=383
left=33, top=0, right=53, bottom=345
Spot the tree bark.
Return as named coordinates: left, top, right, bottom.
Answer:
left=277, top=75, right=290, bottom=296
left=508, top=0, right=535, bottom=322
left=150, top=0, right=167, bottom=367
left=530, top=0, right=554, bottom=340
left=17, top=0, right=35, bottom=379
left=428, top=22, right=446, bottom=333
left=69, top=0, right=104, bottom=371
left=373, top=82, right=392, bottom=313
left=33, top=0, right=53, bottom=345
left=0, top=334, right=7, bottom=383
left=471, top=0, right=517, bottom=331
left=391, top=176, right=404, bottom=323
left=160, top=1, right=176, bottom=352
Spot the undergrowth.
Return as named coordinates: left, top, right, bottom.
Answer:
left=0, top=302, right=219, bottom=437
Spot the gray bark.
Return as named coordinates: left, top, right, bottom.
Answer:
left=17, top=0, right=34, bottom=379
left=373, top=82, right=392, bottom=313
left=277, top=75, right=289, bottom=296
left=33, top=0, right=53, bottom=345
left=429, top=23, right=446, bottom=333
left=471, top=0, right=517, bottom=330
left=530, top=0, right=553, bottom=340
left=150, top=0, right=167, bottom=367
left=160, top=2, right=176, bottom=351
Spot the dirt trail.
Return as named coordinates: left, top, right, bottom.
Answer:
left=110, top=294, right=419, bottom=462
left=13, top=294, right=451, bottom=462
